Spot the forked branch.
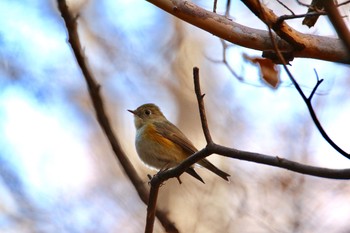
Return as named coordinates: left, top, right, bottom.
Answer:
left=145, top=67, right=350, bottom=232
left=256, top=0, right=350, bottom=159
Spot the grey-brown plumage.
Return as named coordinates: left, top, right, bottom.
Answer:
left=129, top=103, right=230, bottom=183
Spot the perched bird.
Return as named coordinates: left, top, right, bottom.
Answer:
left=128, top=103, right=230, bottom=183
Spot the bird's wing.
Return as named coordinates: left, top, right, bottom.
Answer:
left=153, top=121, right=230, bottom=182
left=153, top=121, right=198, bottom=155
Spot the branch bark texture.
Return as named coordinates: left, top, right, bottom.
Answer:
left=146, top=0, right=350, bottom=64
left=324, top=0, right=350, bottom=54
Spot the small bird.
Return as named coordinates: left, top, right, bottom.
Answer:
left=128, top=103, right=230, bottom=183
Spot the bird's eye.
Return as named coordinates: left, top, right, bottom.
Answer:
left=145, top=109, right=151, bottom=115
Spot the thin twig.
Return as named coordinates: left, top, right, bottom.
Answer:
left=258, top=0, right=350, bottom=160
left=308, top=69, right=323, bottom=101
left=213, top=0, right=218, bottom=13
left=193, top=67, right=213, bottom=144
left=296, top=0, right=311, bottom=7
left=225, top=0, right=231, bottom=17
left=338, top=0, right=350, bottom=7
left=276, top=0, right=295, bottom=15
left=219, top=39, right=242, bottom=81
left=205, top=39, right=247, bottom=81
left=56, top=1, right=179, bottom=232
left=276, top=12, right=326, bottom=25
left=144, top=68, right=215, bottom=232
left=213, top=40, right=269, bottom=86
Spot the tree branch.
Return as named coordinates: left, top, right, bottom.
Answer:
left=193, top=67, right=213, bottom=144
left=242, top=0, right=305, bottom=50
left=145, top=179, right=161, bottom=233
left=256, top=1, right=350, bottom=160
left=146, top=0, right=350, bottom=64
left=206, top=39, right=243, bottom=80
left=56, top=1, right=178, bottom=232
left=152, top=142, right=350, bottom=188
left=155, top=130, right=350, bottom=181
left=277, top=12, right=326, bottom=25
left=145, top=68, right=218, bottom=233
left=324, top=1, right=350, bottom=54
left=308, top=70, right=323, bottom=101
left=211, top=144, right=350, bottom=179
left=145, top=65, right=350, bottom=232
left=160, top=66, right=350, bottom=179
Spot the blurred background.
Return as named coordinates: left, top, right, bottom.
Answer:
left=1, top=0, right=350, bottom=232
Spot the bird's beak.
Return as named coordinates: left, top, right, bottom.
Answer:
left=128, top=109, right=136, bottom=115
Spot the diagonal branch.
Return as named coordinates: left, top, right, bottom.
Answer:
left=256, top=1, right=350, bottom=160
left=146, top=0, right=350, bottom=64
left=56, top=1, right=179, bottom=232
left=145, top=66, right=350, bottom=232
left=242, top=0, right=305, bottom=50
left=324, top=1, right=350, bottom=54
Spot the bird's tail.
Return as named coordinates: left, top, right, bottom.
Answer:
left=186, top=167, right=205, bottom=183
left=198, top=159, right=230, bottom=181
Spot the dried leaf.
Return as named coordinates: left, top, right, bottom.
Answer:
left=302, top=0, right=324, bottom=28
left=244, top=54, right=280, bottom=88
